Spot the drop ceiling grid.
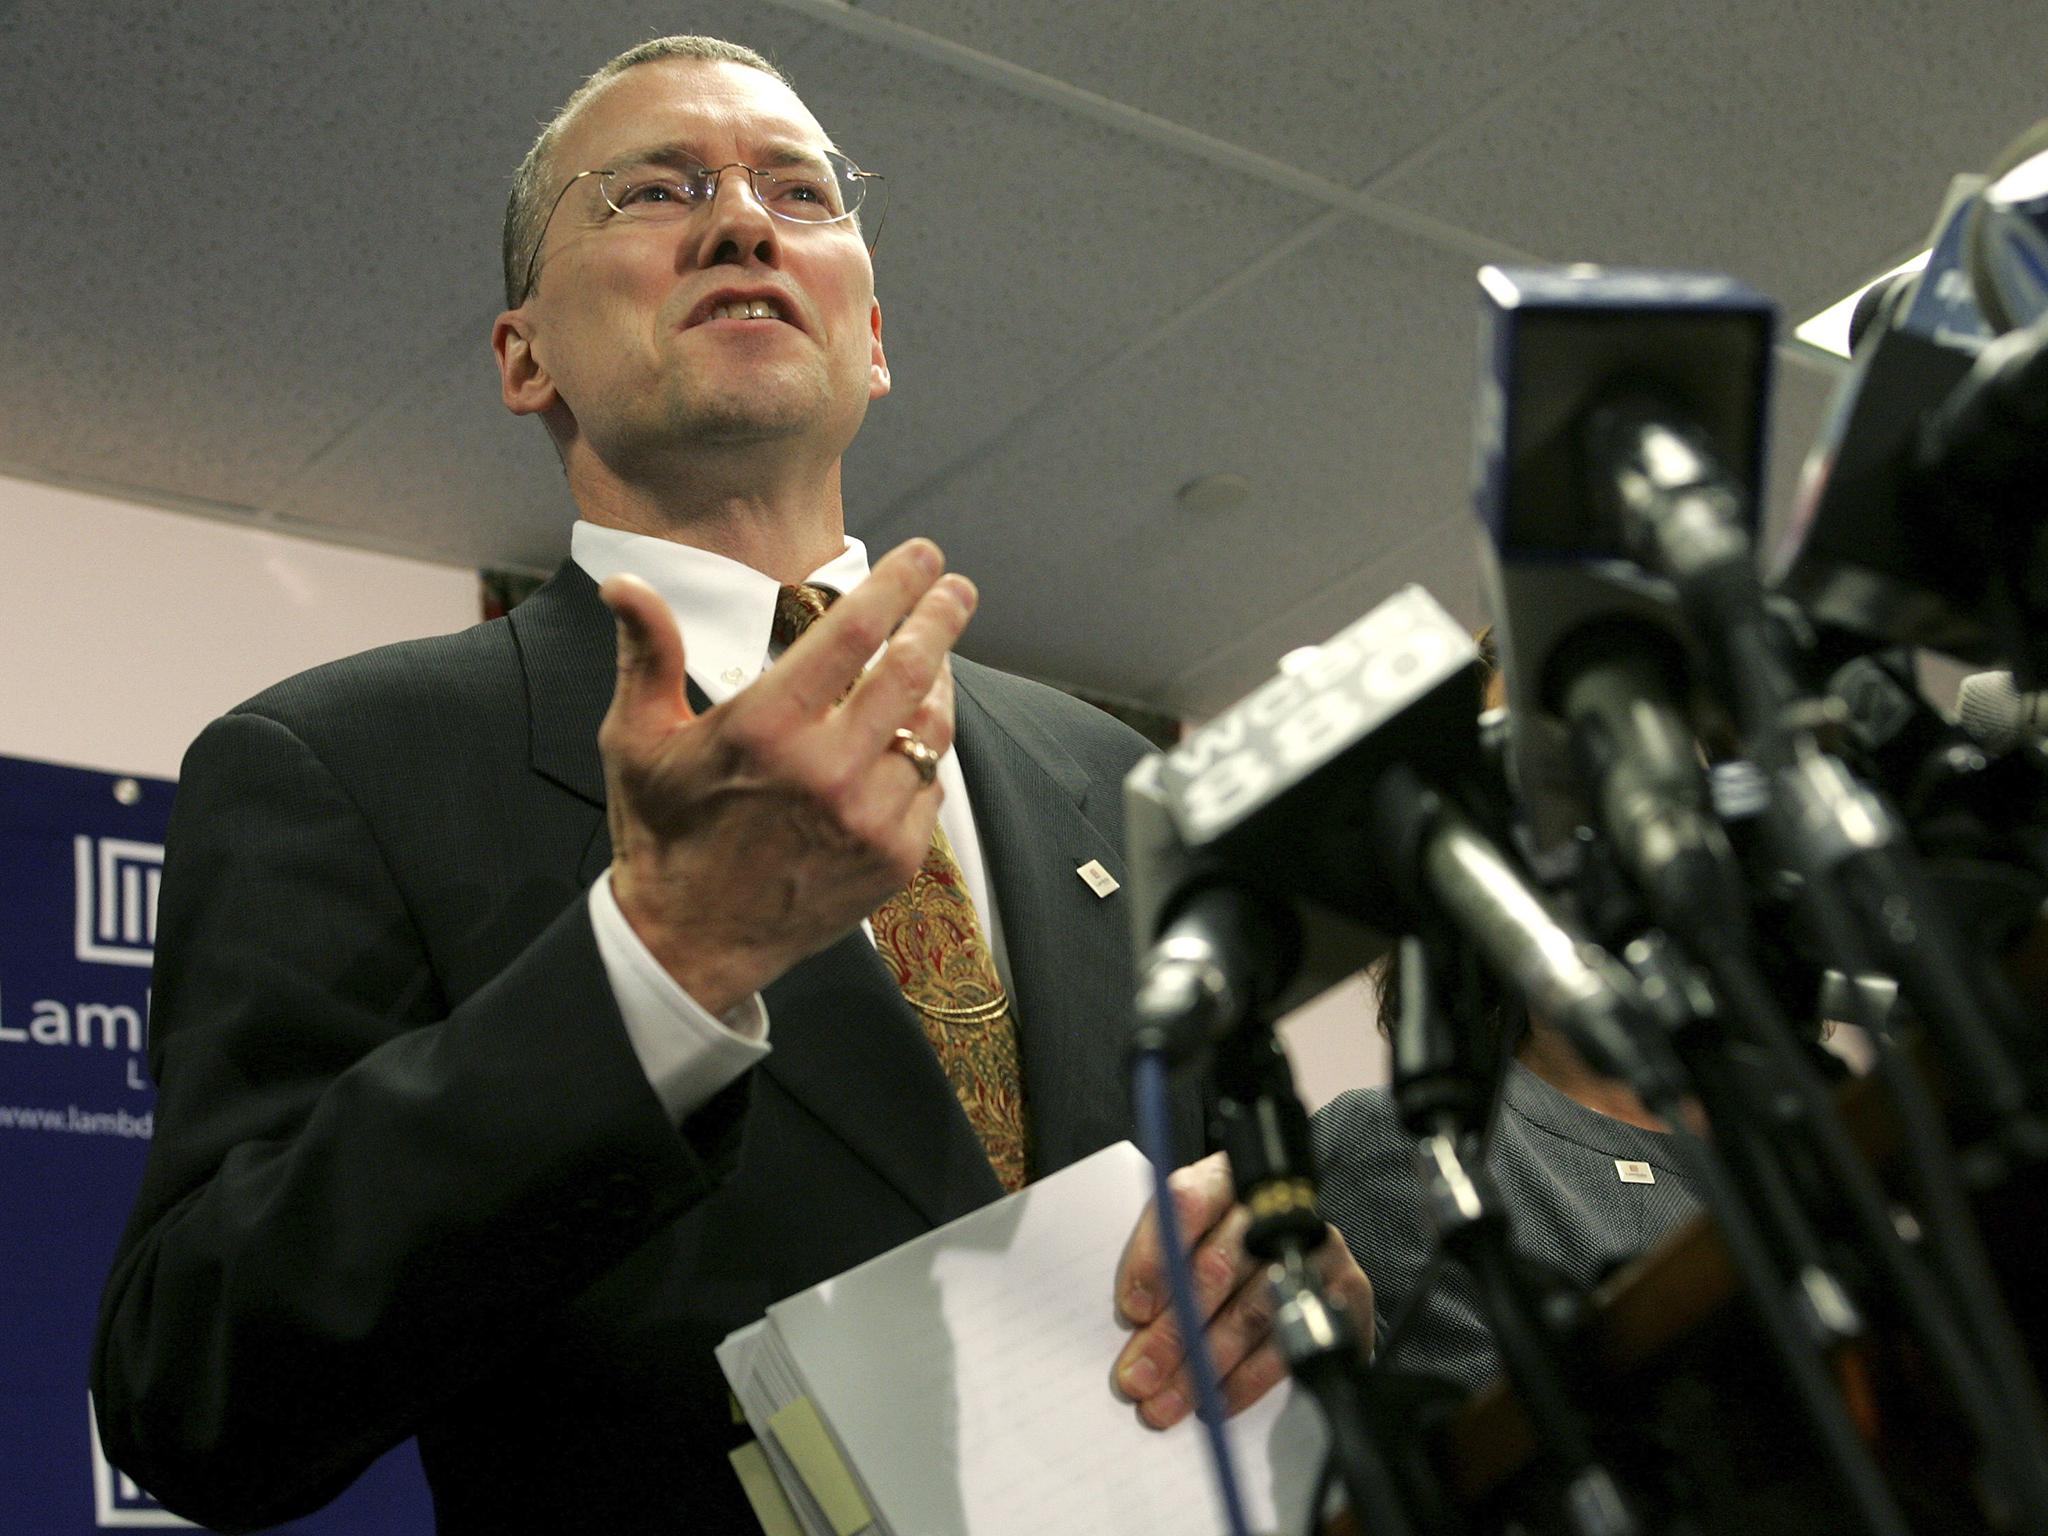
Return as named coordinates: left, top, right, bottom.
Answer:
left=0, top=0, right=821, bottom=515
left=1367, top=0, right=2048, bottom=320
left=912, top=215, right=1490, bottom=704
left=266, top=19, right=1332, bottom=571
left=0, top=0, right=2025, bottom=706
left=259, top=325, right=574, bottom=570
left=844, top=0, right=1620, bottom=187
left=768, top=23, right=1331, bottom=523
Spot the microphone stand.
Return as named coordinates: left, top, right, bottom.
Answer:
left=1562, top=645, right=2048, bottom=1528
left=1620, top=935, right=1866, bottom=1353
left=1206, top=1024, right=1418, bottom=1536
left=1700, top=931, right=2048, bottom=1535
left=1389, top=934, right=1641, bottom=1536
left=1366, top=767, right=1915, bottom=1536
left=1591, top=400, right=2044, bottom=1136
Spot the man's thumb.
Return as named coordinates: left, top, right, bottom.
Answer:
left=599, top=574, right=691, bottom=735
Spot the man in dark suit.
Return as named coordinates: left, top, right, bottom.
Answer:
left=93, top=34, right=1365, bottom=1533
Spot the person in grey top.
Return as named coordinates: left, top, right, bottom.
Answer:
left=1310, top=628, right=1705, bottom=1393
left=1312, top=1056, right=1702, bottom=1394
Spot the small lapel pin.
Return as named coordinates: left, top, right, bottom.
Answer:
left=1615, top=1159, right=1655, bottom=1185
left=1076, top=860, right=1120, bottom=898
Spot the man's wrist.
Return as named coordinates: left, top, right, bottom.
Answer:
left=588, top=872, right=769, bottom=1123
left=609, top=858, right=782, bottom=1017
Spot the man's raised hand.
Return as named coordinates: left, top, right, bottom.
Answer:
left=599, top=537, right=975, bottom=1015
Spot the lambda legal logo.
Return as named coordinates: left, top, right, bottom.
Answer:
left=87, top=1398, right=195, bottom=1527
left=74, top=837, right=163, bottom=969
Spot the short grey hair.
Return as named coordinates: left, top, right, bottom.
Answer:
left=502, top=35, right=792, bottom=308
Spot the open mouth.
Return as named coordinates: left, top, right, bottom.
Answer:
left=687, top=292, right=797, bottom=329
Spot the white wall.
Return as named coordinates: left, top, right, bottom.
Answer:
left=0, top=476, right=479, bottom=779
left=1278, top=973, right=1389, bottom=1111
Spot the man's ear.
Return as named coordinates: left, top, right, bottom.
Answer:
left=868, top=297, right=891, bottom=401
left=493, top=309, right=558, bottom=417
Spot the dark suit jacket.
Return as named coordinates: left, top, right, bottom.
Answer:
left=94, top=562, right=1192, bottom=1534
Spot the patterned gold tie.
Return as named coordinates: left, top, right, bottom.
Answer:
left=772, top=584, right=1032, bottom=1191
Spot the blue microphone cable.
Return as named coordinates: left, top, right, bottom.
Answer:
left=1133, top=1047, right=1255, bottom=1536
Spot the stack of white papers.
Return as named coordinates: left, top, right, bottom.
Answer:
left=717, top=1140, right=1327, bottom=1536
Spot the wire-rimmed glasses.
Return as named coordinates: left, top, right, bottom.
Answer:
left=518, top=150, right=886, bottom=304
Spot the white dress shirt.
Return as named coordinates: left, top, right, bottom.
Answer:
left=570, top=521, right=1005, bottom=1123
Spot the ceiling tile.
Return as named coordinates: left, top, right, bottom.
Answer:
left=883, top=216, right=1491, bottom=708
left=0, top=0, right=817, bottom=510
left=1369, top=0, right=2048, bottom=318
left=1172, top=513, right=1488, bottom=718
left=1173, top=357, right=1845, bottom=718
left=770, top=26, right=1328, bottom=523
left=857, top=0, right=1614, bottom=185
left=262, top=333, right=575, bottom=571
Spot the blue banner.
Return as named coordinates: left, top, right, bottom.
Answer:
left=0, top=753, right=431, bottom=1532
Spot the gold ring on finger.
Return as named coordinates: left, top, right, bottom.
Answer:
left=890, top=727, right=941, bottom=786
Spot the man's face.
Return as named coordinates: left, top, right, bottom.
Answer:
left=498, top=58, right=889, bottom=473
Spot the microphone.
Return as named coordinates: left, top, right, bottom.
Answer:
left=1474, top=264, right=1777, bottom=958
left=1771, top=120, right=2048, bottom=668
left=1122, top=795, right=1302, bottom=1064
left=1553, top=624, right=1750, bottom=946
left=1472, top=263, right=2042, bottom=1129
left=1957, top=669, right=2048, bottom=752
left=1471, top=264, right=1775, bottom=881
left=1908, top=313, right=2048, bottom=683
left=1965, top=119, right=2048, bottom=336
left=1136, top=590, right=1940, bottom=1536
left=1123, top=587, right=1468, bottom=1052
left=1464, top=265, right=2048, bottom=1519
left=1832, top=656, right=2048, bottom=982
left=1144, top=584, right=1485, bottom=882
left=1132, top=584, right=1686, bottom=1104
left=1123, top=607, right=1455, bottom=1536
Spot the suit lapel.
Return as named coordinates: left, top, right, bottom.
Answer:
left=509, top=562, right=613, bottom=813
left=508, top=564, right=712, bottom=886
left=509, top=562, right=1000, bottom=1225
left=950, top=660, right=1140, bottom=1175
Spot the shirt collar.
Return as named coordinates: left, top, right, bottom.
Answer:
left=569, top=522, right=872, bottom=707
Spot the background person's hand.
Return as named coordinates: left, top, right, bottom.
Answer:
left=1112, top=1151, right=1374, bottom=1428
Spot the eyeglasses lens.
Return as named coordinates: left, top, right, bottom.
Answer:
left=601, top=157, right=863, bottom=224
